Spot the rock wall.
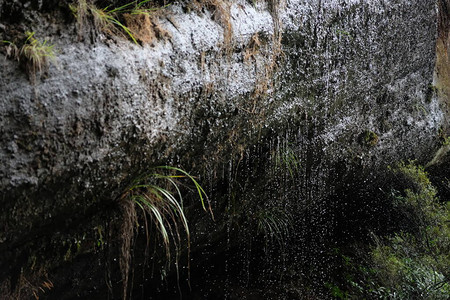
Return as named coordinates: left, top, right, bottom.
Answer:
left=0, top=0, right=446, bottom=298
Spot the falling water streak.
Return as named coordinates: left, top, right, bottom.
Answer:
left=223, top=157, right=235, bottom=300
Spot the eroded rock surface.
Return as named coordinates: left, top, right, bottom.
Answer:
left=0, top=0, right=446, bottom=298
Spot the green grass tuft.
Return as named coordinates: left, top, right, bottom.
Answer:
left=20, top=31, right=56, bottom=76
left=120, top=165, right=212, bottom=298
left=274, top=142, right=301, bottom=178
left=255, top=206, right=293, bottom=246
left=71, top=0, right=171, bottom=44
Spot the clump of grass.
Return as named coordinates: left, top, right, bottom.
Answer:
left=88, top=1, right=139, bottom=44
left=69, top=0, right=88, bottom=38
left=3, top=32, right=57, bottom=81
left=2, top=40, right=19, bottom=59
left=130, top=0, right=171, bottom=15
left=255, top=206, right=293, bottom=247
left=70, top=0, right=170, bottom=44
left=20, top=31, right=56, bottom=76
left=120, top=166, right=212, bottom=299
left=274, top=141, right=301, bottom=179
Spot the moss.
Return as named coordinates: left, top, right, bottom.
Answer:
left=438, top=127, right=450, bottom=146
left=425, top=84, right=438, bottom=103
left=360, top=130, right=378, bottom=147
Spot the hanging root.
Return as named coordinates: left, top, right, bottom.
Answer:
left=120, top=195, right=137, bottom=300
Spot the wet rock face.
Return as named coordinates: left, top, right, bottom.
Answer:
left=0, top=0, right=444, bottom=298
left=279, top=0, right=441, bottom=164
